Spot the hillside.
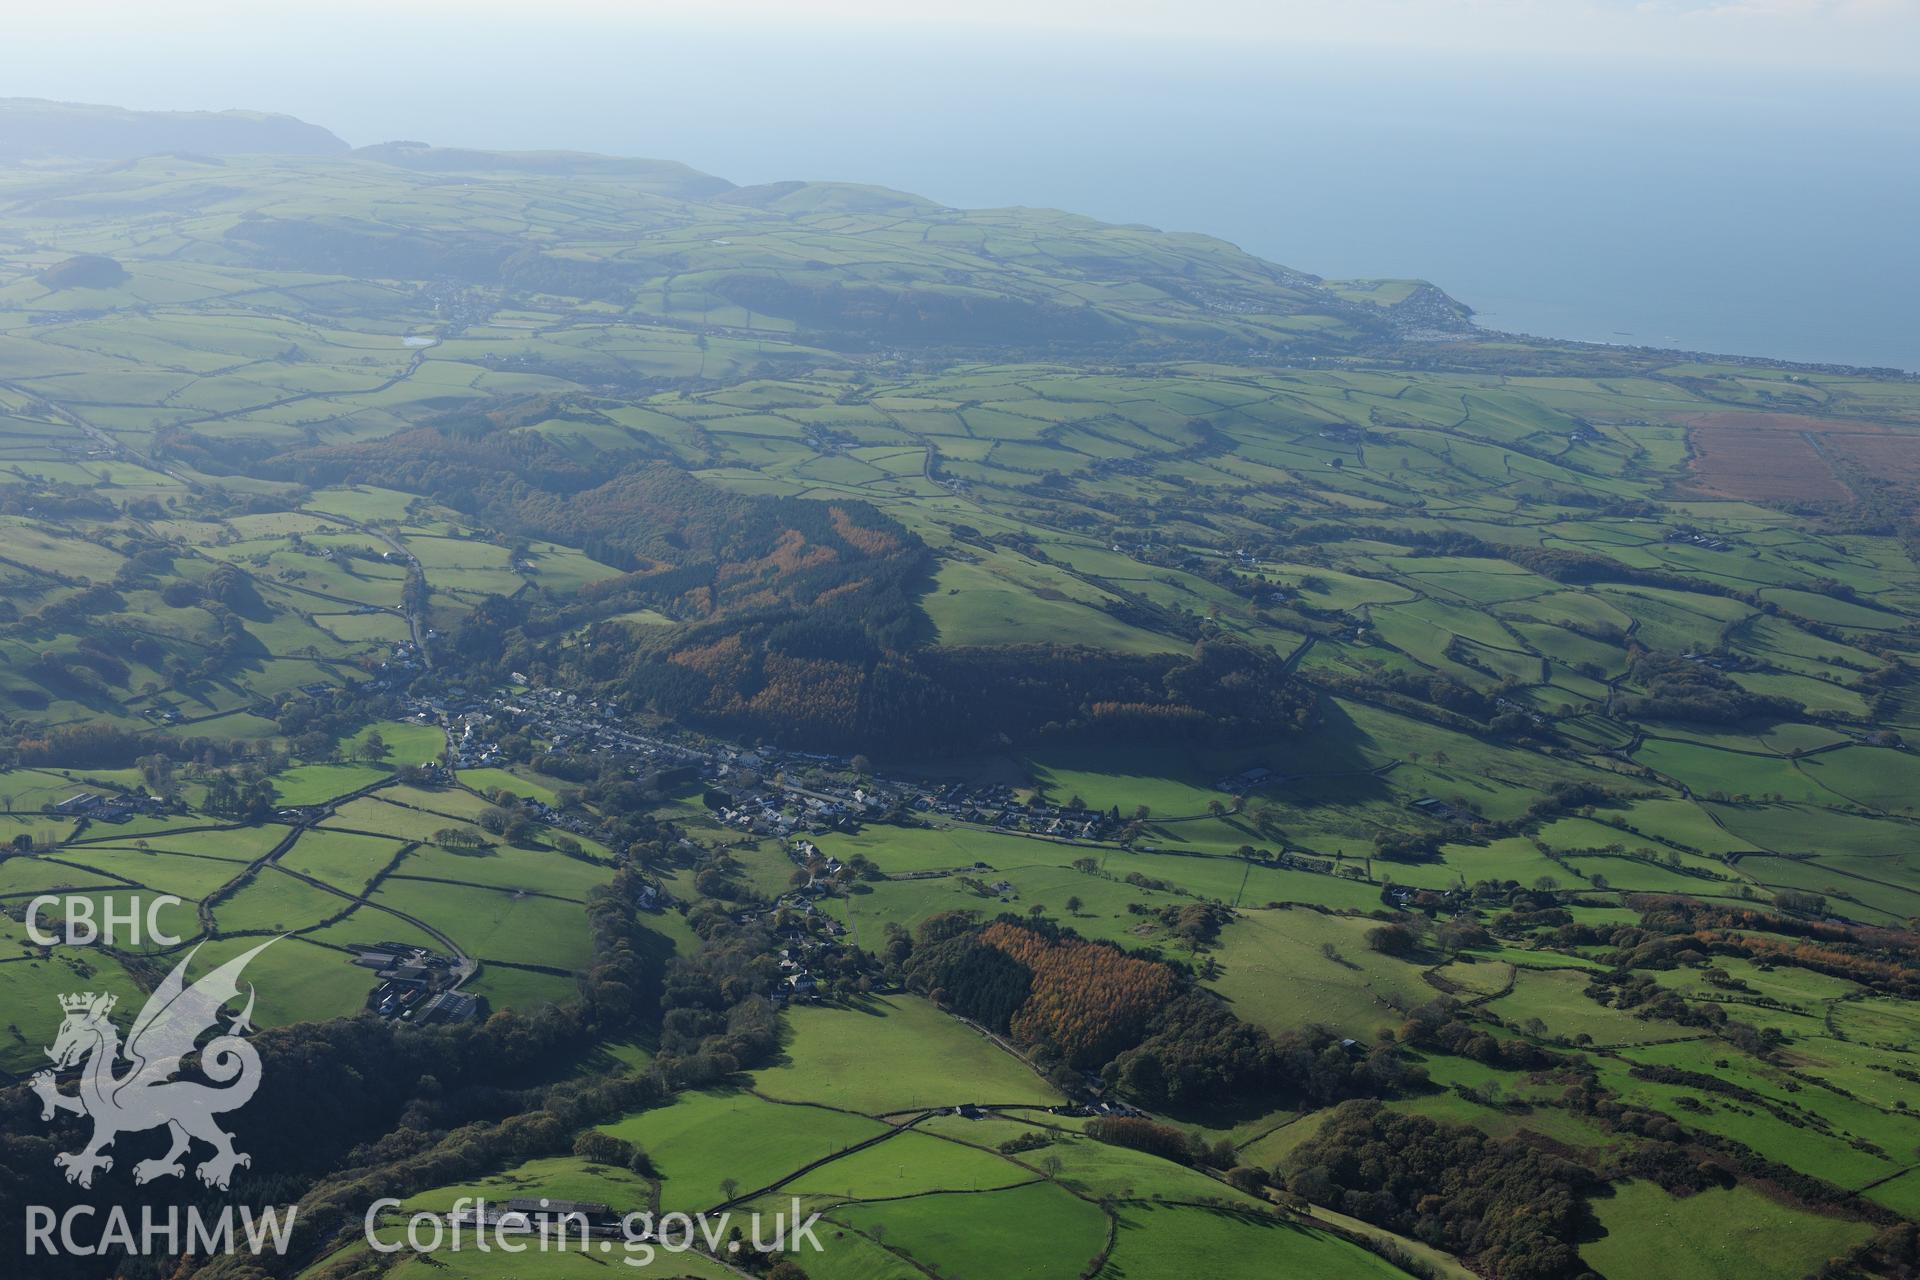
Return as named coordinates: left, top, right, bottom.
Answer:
left=0, top=97, right=349, bottom=160
left=0, top=147, right=1462, bottom=362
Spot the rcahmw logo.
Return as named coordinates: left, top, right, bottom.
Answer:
left=24, top=937, right=299, bottom=1258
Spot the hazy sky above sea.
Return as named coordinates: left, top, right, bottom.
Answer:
left=6, top=1, right=1917, bottom=368
left=14, top=0, right=1920, bottom=71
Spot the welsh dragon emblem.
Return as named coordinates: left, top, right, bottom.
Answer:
left=30, top=939, right=274, bottom=1190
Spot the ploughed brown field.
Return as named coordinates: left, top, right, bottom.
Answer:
left=1686, top=424, right=1854, bottom=501
left=1680, top=411, right=1920, bottom=502
left=1685, top=411, right=1893, bottom=433
left=1821, top=433, right=1920, bottom=488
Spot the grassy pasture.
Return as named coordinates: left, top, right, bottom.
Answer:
left=401, top=1153, right=657, bottom=1215
left=24, top=889, right=203, bottom=954
left=1031, top=746, right=1249, bottom=817
left=341, top=719, right=445, bottom=764
left=299, top=908, right=442, bottom=954
left=458, top=767, right=565, bottom=807
left=171, top=934, right=374, bottom=1027
left=1634, top=740, right=1848, bottom=806
left=213, top=867, right=349, bottom=934
left=755, top=995, right=1061, bottom=1112
left=394, top=842, right=611, bottom=900
left=77, top=824, right=280, bottom=858
left=1206, top=908, right=1433, bottom=1041
left=0, top=947, right=149, bottom=1073
left=279, top=829, right=408, bottom=893
left=831, top=1181, right=1107, bottom=1280
left=924, top=556, right=1181, bottom=653
left=809, top=823, right=1056, bottom=874
left=371, top=879, right=593, bottom=969
left=355, top=1232, right=737, bottom=1279
left=0, top=854, right=123, bottom=896
left=1485, top=968, right=1680, bottom=1048
left=51, top=846, right=246, bottom=900
left=599, top=1088, right=884, bottom=1212
left=825, top=859, right=1215, bottom=948
left=461, top=963, right=579, bottom=1013
left=1099, top=1201, right=1412, bottom=1280
left=1034, top=1129, right=1260, bottom=1204
left=324, top=795, right=489, bottom=844
left=270, top=764, right=389, bottom=806
left=789, top=1129, right=1031, bottom=1200
left=1588, top=1056, right=1895, bottom=1189
left=1582, top=1181, right=1869, bottom=1280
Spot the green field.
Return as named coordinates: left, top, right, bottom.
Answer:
left=1207, top=907, right=1435, bottom=1040
left=1099, top=1202, right=1410, bottom=1280
left=755, top=996, right=1063, bottom=1112
left=599, top=1089, right=885, bottom=1212
left=831, top=1181, right=1108, bottom=1280
left=1582, top=1182, right=1871, bottom=1280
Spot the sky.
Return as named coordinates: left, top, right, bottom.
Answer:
left=7, top=0, right=1914, bottom=151
left=8, top=0, right=1920, bottom=75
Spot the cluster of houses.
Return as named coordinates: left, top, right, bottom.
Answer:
left=386, top=684, right=1315, bottom=909
left=411, top=685, right=1138, bottom=854
left=710, top=842, right=855, bottom=1003
left=368, top=641, right=426, bottom=688
left=518, top=791, right=597, bottom=839
left=448, top=714, right=502, bottom=769
left=714, top=897, right=845, bottom=1004
left=768, top=904, right=855, bottom=1004
left=775, top=942, right=823, bottom=1002
left=785, top=837, right=837, bottom=877
left=351, top=943, right=478, bottom=1024
left=477, top=685, right=708, bottom=774
left=908, top=783, right=1117, bottom=842
left=710, top=780, right=887, bottom=838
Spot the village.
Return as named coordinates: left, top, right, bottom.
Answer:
left=380, top=684, right=1175, bottom=1014
left=401, top=683, right=1136, bottom=849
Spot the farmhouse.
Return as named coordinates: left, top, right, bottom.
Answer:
left=353, top=943, right=467, bottom=1020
